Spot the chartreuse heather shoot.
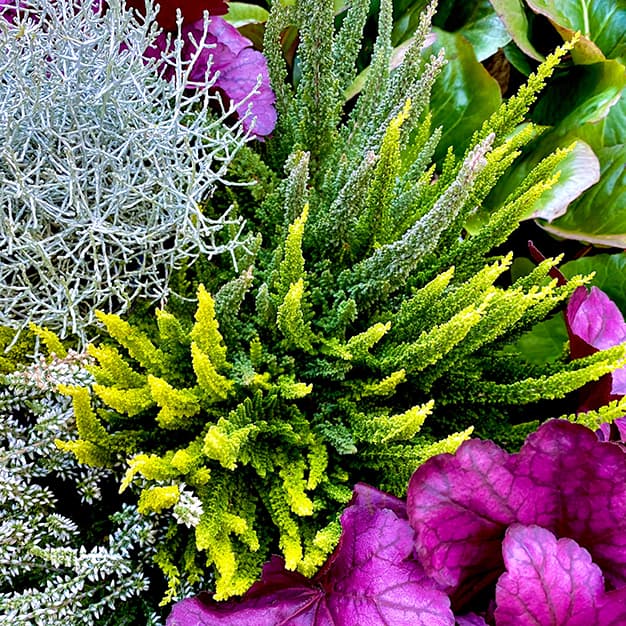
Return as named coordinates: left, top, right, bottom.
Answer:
left=56, top=0, right=624, bottom=605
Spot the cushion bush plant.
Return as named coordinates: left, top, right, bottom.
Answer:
left=0, top=0, right=261, bottom=340
left=50, top=0, right=626, bottom=609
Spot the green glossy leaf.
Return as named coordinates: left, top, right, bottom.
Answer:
left=508, top=312, right=569, bottom=364
left=423, top=0, right=512, bottom=61
left=503, top=41, right=538, bottom=75
left=569, top=87, right=625, bottom=150
left=489, top=0, right=544, bottom=60
left=539, top=91, right=626, bottom=247
left=525, top=0, right=626, bottom=60
left=453, top=0, right=512, bottom=61
left=392, top=0, right=431, bottom=46
left=224, top=2, right=269, bottom=27
left=540, top=144, right=626, bottom=246
left=427, top=29, right=502, bottom=160
left=469, top=134, right=599, bottom=230
left=530, top=140, right=600, bottom=221
left=531, top=60, right=626, bottom=131
left=561, top=254, right=626, bottom=313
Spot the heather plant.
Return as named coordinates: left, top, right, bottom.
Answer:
left=0, top=0, right=268, bottom=339
left=390, top=0, right=625, bottom=247
left=55, top=0, right=626, bottom=607
left=0, top=344, right=165, bottom=624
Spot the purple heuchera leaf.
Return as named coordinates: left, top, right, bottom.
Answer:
left=567, top=286, right=626, bottom=356
left=167, top=489, right=454, bottom=626
left=597, top=417, right=626, bottom=442
left=146, top=16, right=276, bottom=137
left=566, top=285, right=626, bottom=409
left=407, top=419, right=626, bottom=609
left=495, top=524, right=626, bottom=626
left=352, top=481, right=408, bottom=519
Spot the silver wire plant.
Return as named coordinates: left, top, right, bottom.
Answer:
left=0, top=0, right=253, bottom=340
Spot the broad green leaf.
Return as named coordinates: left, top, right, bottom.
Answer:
left=561, top=254, right=626, bottom=313
left=539, top=92, right=626, bottom=246
left=470, top=134, right=599, bottom=229
left=508, top=312, right=569, bottom=364
left=422, top=0, right=512, bottom=61
left=489, top=0, right=544, bottom=60
left=525, top=0, right=626, bottom=60
left=530, top=140, right=600, bottom=221
left=224, top=2, right=269, bottom=27
left=392, top=0, right=431, bottom=45
left=427, top=29, right=502, bottom=161
left=531, top=60, right=626, bottom=132
left=503, top=41, right=538, bottom=75
left=540, top=144, right=626, bottom=246
left=568, top=87, right=625, bottom=150
left=457, top=1, right=512, bottom=61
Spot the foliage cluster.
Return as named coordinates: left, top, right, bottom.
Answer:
left=0, top=345, right=164, bottom=624
left=0, top=0, right=251, bottom=339
left=390, top=0, right=625, bottom=245
left=53, top=0, right=626, bottom=606
left=1, top=0, right=624, bottom=622
left=168, top=419, right=626, bottom=625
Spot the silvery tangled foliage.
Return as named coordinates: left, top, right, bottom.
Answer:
left=0, top=353, right=166, bottom=624
left=0, top=0, right=251, bottom=339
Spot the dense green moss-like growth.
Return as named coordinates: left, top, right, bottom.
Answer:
left=57, top=0, right=625, bottom=604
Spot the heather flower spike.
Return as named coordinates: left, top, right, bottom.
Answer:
left=167, top=485, right=454, bottom=625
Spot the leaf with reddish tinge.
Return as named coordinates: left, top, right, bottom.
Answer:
left=407, top=420, right=626, bottom=607
left=495, top=524, right=626, bottom=625
left=167, top=495, right=454, bottom=625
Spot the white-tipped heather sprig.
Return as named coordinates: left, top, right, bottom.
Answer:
left=0, top=0, right=252, bottom=340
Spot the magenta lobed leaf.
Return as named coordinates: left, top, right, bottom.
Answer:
left=567, top=286, right=626, bottom=357
left=566, top=285, right=626, bottom=408
left=167, top=491, right=454, bottom=625
left=407, top=420, right=626, bottom=608
left=495, top=524, right=626, bottom=626
left=352, top=481, right=408, bottom=518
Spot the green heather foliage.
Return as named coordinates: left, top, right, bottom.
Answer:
left=57, top=0, right=626, bottom=604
